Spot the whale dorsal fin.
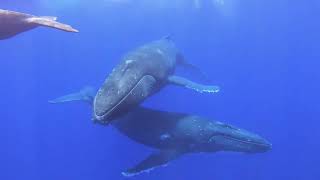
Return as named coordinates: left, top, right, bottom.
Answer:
left=122, top=150, right=183, bottom=177
left=162, top=34, right=172, bottom=41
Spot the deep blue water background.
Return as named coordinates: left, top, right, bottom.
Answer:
left=1, top=0, right=320, bottom=179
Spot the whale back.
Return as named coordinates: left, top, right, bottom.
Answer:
left=112, top=107, right=187, bottom=149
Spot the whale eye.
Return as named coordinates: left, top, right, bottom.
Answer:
left=208, top=136, right=216, bottom=143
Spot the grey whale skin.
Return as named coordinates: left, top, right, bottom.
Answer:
left=93, top=37, right=219, bottom=124
left=0, top=9, right=78, bottom=40
left=50, top=88, right=271, bottom=176
left=113, top=107, right=271, bottom=176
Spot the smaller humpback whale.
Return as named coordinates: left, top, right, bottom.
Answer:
left=0, top=9, right=78, bottom=40
left=50, top=87, right=271, bottom=176
left=93, top=37, right=220, bottom=124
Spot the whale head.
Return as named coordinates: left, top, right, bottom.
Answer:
left=93, top=38, right=178, bottom=124
left=205, top=121, right=272, bottom=153
left=93, top=60, right=158, bottom=124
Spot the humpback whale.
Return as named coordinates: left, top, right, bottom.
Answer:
left=0, top=9, right=78, bottom=40
left=93, top=37, right=220, bottom=124
left=50, top=87, right=271, bottom=176
left=114, top=107, right=271, bottom=176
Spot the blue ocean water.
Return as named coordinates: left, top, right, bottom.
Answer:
left=1, top=0, right=319, bottom=179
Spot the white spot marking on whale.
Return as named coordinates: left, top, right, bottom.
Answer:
left=156, top=48, right=164, bottom=56
left=160, top=133, right=171, bottom=141
left=125, top=59, right=134, bottom=64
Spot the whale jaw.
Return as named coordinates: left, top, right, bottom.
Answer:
left=93, top=75, right=157, bottom=124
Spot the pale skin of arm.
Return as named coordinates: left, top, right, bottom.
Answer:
left=0, top=9, right=78, bottom=40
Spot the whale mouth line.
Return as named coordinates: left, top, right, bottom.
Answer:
left=94, top=74, right=155, bottom=122
left=229, top=136, right=270, bottom=147
left=211, top=134, right=271, bottom=147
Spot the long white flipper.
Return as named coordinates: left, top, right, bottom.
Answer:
left=122, top=150, right=182, bottom=177
left=168, top=75, right=220, bottom=94
left=49, top=86, right=96, bottom=104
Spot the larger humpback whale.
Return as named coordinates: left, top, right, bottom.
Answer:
left=50, top=87, right=271, bottom=176
left=93, top=37, right=220, bottom=124
left=114, top=107, right=271, bottom=176
left=0, top=9, right=78, bottom=40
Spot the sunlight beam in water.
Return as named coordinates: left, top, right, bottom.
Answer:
left=40, top=0, right=81, bottom=8
left=38, top=0, right=236, bottom=18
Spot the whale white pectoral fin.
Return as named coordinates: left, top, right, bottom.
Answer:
left=168, top=75, right=220, bottom=94
left=49, top=93, right=84, bottom=104
left=49, top=86, right=96, bottom=105
left=27, top=17, right=79, bottom=32
left=122, top=150, right=182, bottom=177
left=176, top=54, right=209, bottom=80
